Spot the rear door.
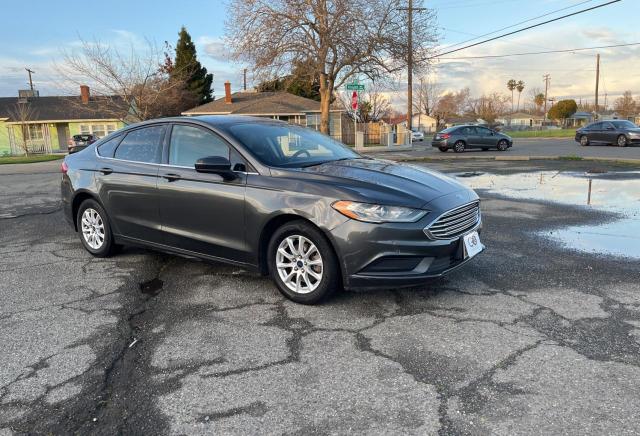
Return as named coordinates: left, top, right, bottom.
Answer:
left=95, top=124, right=166, bottom=243
left=601, top=121, right=617, bottom=144
left=157, top=123, right=250, bottom=262
left=460, top=126, right=480, bottom=147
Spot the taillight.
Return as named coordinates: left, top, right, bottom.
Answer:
left=61, top=161, right=68, bottom=174
left=441, top=134, right=451, bottom=139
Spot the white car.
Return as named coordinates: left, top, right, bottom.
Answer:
left=411, top=130, right=424, bottom=142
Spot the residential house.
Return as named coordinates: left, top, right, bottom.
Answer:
left=566, top=111, right=595, bottom=128
left=0, top=86, right=128, bottom=155
left=444, top=116, right=487, bottom=128
left=399, top=113, right=438, bottom=133
left=183, top=82, right=345, bottom=141
left=497, top=112, right=544, bottom=128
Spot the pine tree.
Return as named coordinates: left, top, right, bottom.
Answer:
left=172, top=26, right=213, bottom=104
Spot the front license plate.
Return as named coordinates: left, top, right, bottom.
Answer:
left=462, top=231, right=483, bottom=259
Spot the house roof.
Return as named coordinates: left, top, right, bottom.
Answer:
left=569, top=111, right=594, bottom=119
left=0, top=95, right=128, bottom=123
left=183, top=91, right=342, bottom=116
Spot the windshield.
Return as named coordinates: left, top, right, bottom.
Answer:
left=227, top=122, right=360, bottom=168
left=611, top=120, right=637, bottom=129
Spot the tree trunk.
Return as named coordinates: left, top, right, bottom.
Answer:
left=319, top=73, right=331, bottom=135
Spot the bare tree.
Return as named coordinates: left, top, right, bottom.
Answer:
left=433, top=87, right=469, bottom=127
left=56, top=38, right=197, bottom=122
left=338, top=84, right=391, bottom=122
left=226, top=0, right=438, bottom=134
left=7, top=102, right=38, bottom=156
left=468, top=93, right=509, bottom=124
left=413, top=78, right=441, bottom=117
left=614, top=91, right=637, bottom=118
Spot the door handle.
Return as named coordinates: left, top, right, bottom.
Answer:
left=99, top=167, right=113, bottom=175
left=162, top=173, right=181, bottom=182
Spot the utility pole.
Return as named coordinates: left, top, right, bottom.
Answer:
left=543, top=74, right=551, bottom=121
left=25, top=68, right=35, bottom=91
left=594, top=53, right=600, bottom=119
left=243, top=68, right=247, bottom=91
left=399, top=0, right=426, bottom=132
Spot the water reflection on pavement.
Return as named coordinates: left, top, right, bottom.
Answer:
left=454, top=170, right=640, bottom=259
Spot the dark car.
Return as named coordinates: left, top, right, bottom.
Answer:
left=432, top=125, right=513, bottom=153
left=575, top=120, right=640, bottom=147
left=68, top=134, right=99, bottom=154
left=61, top=116, right=484, bottom=304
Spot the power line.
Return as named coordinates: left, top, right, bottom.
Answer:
left=425, top=0, right=622, bottom=60
left=436, top=42, right=640, bottom=60
left=438, top=0, right=595, bottom=51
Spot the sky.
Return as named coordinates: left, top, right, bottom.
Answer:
left=1, top=0, right=638, bottom=110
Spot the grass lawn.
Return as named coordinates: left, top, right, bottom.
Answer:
left=507, top=129, right=575, bottom=138
left=0, top=154, right=65, bottom=165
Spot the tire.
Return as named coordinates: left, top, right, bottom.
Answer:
left=580, top=135, right=589, bottom=146
left=76, top=199, right=115, bottom=257
left=453, top=141, right=466, bottom=153
left=497, top=140, right=509, bottom=151
left=267, top=220, right=340, bottom=304
left=438, top=147, right=448, bottom=153
left=617, top=135, right=628, bottom=147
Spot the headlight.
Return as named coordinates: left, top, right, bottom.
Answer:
left=332, top=201, right=427, bottom=223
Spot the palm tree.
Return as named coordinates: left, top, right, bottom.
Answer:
left=516, top=80, right=525, bottom=112
left=507, top=79, right=517, bottom=123
left=534, top=93, right=545, bottom=114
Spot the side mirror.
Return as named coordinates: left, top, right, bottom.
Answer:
left=195, top=156, right=236, bottom=180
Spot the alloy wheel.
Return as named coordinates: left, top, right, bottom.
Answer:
left=617, top=135, right=627, bottom=147
left=276, top=235, right=323, bottom=294
left=580, top=135, right=589, bottom=146
left=81, top=208, right=105, bottom=249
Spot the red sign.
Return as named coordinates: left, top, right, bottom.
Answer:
left=351, top=91, right=358, bottom=111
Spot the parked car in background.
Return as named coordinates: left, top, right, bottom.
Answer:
left=432, top=125, right=513, bottom=153
left=68, top=134, right=99, bottom=154
left=61, top=116, right=484, bottom=304
left=411, top=129, right=425, bottom=142
left=575, top=120, right=640, bottom=147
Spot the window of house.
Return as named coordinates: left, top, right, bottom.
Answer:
left=80, top=123, right=118, bottom=138
left=27, top=124, right=43, bottom=141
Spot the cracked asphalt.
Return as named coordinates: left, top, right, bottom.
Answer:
left=1, top=159, right=639, bottom=435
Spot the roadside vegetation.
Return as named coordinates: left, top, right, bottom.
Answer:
left=0, top=154, right=64, bottom=165
left=507, top=129, right=575, bottom=138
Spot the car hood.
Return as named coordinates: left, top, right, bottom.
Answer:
left=299, top=158, right=472, bottom=208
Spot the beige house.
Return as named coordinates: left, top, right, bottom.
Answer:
left=498, top=112, right=544, bottom=128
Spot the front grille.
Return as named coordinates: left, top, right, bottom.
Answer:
left=424, top=201, right=480, bottom=240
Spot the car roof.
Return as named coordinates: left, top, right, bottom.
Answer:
left=123, top=115, right=288, bottom=130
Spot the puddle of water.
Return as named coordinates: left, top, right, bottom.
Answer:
left=453, top=171, right=640, bottom=259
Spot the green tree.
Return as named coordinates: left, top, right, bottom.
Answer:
left=548, top=99, right=577, bottom=124
left=173, top=26, right=213, bottom=104
left=256, top=63, right=321, bottom=101
left=534, top=93, right=546, bottom=113
left=516, top=80, right=525, bottom=112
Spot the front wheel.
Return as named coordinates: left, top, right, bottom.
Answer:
left=497, top=140, right=509, bottom=151
left=580, top=135, right=589, bottom=146
left=617, top=135, right=628, bottom=147
left=77, top=199, right=115, bottom=257
left=453, top=141, right=466, bottom=153
left=268, top=221, right=340, bottom=304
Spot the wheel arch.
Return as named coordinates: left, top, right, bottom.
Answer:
left=71, top=191, right=102, bottom=231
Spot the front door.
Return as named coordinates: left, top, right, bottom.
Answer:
left=476, top=126, right=497, bottom=147
left=157, top=123, right=249, bottom=262
left=56, top=123, right=70, bottom=151
left=95, top=124, right=166, bottom=243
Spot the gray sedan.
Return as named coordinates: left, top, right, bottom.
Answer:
left=61, top=116, right=484, bottom=304
left=432, top=125, right=513, bottom=153
left=575, top=120, right=640, bottom=147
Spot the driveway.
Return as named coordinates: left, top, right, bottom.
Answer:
left=394, top=137, right=640, bottom=161
left=1, top=159, right=639, bottom=434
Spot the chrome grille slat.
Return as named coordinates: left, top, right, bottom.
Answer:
left=424, top=201, right=481, bottom=240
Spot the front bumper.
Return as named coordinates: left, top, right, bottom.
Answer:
left=329, top=194, right=483, bottom=290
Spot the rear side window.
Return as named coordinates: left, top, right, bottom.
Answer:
left=114, top=126, right=165, bottom=163
left=169, top=124, right=229, bottom=167
left=96, top=135, right=123, bottom=158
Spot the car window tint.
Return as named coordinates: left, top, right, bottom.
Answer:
left=169, top=124, right=230, bottom=167
left=477, top=127, right=490, bottom=135
left=97, top=135, right=122, bottom=158
left=590, top=123, right=601, bottom=130
left=114, top=126, right=165, bottom=163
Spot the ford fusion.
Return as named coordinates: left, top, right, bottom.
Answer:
left=61, top=116, right=484, bottom=304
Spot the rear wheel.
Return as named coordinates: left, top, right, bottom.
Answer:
left=453, top=141, right=466, bottom=153
left=617, top=135, right=628, bottom=147
left=438, top=147, right=448, bottom=152
left=77, top=199, right=115, bottom=257
left=497, top=140, right=509, bottom=151
left=580, top=135, right=589, bottom=146
left=268, top=221, right=340, bottom=304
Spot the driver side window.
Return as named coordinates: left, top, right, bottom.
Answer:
left=169, top=125, right=229, bottom=167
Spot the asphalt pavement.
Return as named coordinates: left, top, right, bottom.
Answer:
left=1, top=158, right=639, bottom=435
left=368, top=137, right=640, bottom=161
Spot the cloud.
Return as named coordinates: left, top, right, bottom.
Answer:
left=198, top=36, right=231, bottom=62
